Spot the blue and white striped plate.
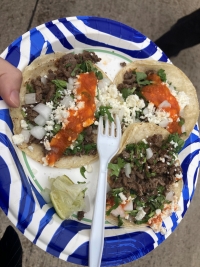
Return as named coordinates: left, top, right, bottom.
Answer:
left=0, top=17, right=199, bottom=266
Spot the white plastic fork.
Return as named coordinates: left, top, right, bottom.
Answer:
left=89, top=115, right=121, bottom=267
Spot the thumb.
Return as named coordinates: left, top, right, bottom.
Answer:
left=0, top=58, right=22, bottom=108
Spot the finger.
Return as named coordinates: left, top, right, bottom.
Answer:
left=0, top=58, right=22, bottom=107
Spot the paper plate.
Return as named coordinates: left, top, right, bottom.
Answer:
left=0, top=16, right=199, bottom=266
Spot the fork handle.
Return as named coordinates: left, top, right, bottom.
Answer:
left=89, top=159, right=108, bottom=267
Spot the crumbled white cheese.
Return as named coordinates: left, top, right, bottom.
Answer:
left=155, top=209, right=161, bottom=215
left=42, top=157, right=48, bottom=167
left=170, top=140, right=178, bottom=148
left=21, top=120, right=28, bottom=129
left=141, top=103, right=172, bottom=125
left=167, top=82, right=190, bottom=111
left=160, top=227, right=167, bottom=235
left=97, top=83, right=145, bottom=128
left=44, top=139, right=51, bottom=151
left=12, top=134, right=25, bottom=145
left=175, top=173, right=183, bottom=179
left=159, top=157, right=165, bottom=163
left=77, top=101, right=85, bottom=109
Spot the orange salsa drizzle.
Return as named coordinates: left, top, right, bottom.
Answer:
left=46, top=72, right=97, bottom=166
left=141, top=73, right=182, bottom=134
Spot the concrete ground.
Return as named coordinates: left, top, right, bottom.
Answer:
left=1, top=1, right=200, bottom=266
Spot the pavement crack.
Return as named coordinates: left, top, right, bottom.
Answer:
left=27, top=0, right=40, bottom=31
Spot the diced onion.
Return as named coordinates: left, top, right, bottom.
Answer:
left=124, top=163, right=131, bottom=178
left=41, top=76, right=47, bottom=85
left=30, top=126, right=46, bottom=140
left=159, top=119, right=169, bottom=128
left=24, top=93, right=37, bottom=104
left=74, top=48, right=83, bottom=54
left=181, top=124, right=186, bottom=133
left=146, top=148, right=153, bottom=159
left=68, top=77, right=74, bottom=85
left=67, top=83, right=74, bottom=91
left=34, top=114, right=46, bottom=126
left=33, top=103, right=52, bottom=120
left=98, top=77, right=111, bottom=90
left=158, top=100, right=171, bottom=109
left=111, top=205, right=125, bottom=218
left=165, top=191, right=174, bottom=201
left=123, top=200, right=133, bottom=211
left=21, top=129, right=31, bottom=143
left=60, top=95, right=73, bottom=108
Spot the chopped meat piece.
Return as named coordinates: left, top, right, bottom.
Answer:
left=77, top=211, right=85, bottom=221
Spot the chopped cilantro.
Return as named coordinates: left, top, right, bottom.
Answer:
left=71, top=60, right=103, bottom=80
left=95, top=105, right=114, bottom=122
left=51, top=79, right=66, bottom=104
left=117, top=215, right=123, bottom=227
left=136, top=72, right=152, bottom=86
left=165, top=133, right=185, bottom=153
left=127, top=210, right=138, bottom=217
left=108, top=157, right=126, bottom=177
left=52, top=124, right=62, bottom=134
left=111, top=187, right=124, bottom=196
left=157, top=69, right=167, bottom=82
left=178, top=117, right=185, bottom=126
left=106, top=196, right=121, bottom=215
left=80, top=166, right=87, bottom=179
left=52, top=79, right=67, bottom=89
left=26, top=83, right=35, bottom=93
left=64, top=132, right=97, bottom=156
left=84, top=143, right=97, bottom=154
left=121, top=87, right=136, bottom=100
left=21, top=109, right=27, bottom=118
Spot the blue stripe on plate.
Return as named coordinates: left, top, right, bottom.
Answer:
left=180, top=148, right=199, bottom=217
left=45, top=21, right=74, bottom=50
left=155, top=229, right=166, bottom=245
left=157, top=52, right=168, bottom=62
left=29, top=28, right=54, bottom=63
left=68, top=231, right=155, bottom=266
left=183, top=134, right=200, bottom=149
left=0, top=156, right=11, bottom=215
left=59, top=18, right=157, bottom=59
left=4, top=36, right=22, bottom=67
left=29, top=179, right=46, bottom=208
left=76, top=16, right=146, bottom=43
left=189, top=159, right=200, bottom=200
left=46, top=220, right=91, bottom=257
left=33, top=207, right=55, bottom=244
left=17, top=186, right=35, bottom=233
left=0, top=109, right=13, bottom=132
left=0, top=133, right=36, bottom=232
left=171, top=213, right=178, bottom=232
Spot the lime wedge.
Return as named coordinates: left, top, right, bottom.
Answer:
left=50, top=175, right=86, bottom=220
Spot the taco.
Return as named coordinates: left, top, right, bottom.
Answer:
left=114, top=60, right=199, bottom=139
left=106, top=122, right=184, bottom=234
left=10, top=50, right=112, bottom=168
